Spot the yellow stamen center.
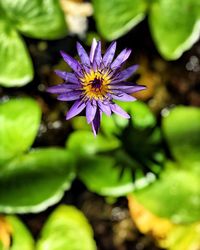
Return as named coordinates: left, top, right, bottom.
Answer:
left=80, top=70, right=111, bottom=100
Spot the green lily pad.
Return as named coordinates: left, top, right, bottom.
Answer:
left=0, top=20, right=33, bottom=87
left=134, top=161, right=200, bottom=223
left=0, top=98, right=41, bottom=164
left=36, top=205, right=96, bottom=250
left=66, top=130, right=121, bottom=155
left=6, top=215, right=34, bottom=250
left=149, top=0, right=200, bottom=59
left=93, top=0, right=147, bottom=40
left=162, top=106, right=200, bottom=164
left=0, top=148, right=75, bottom=213
left=78, top=156, right=134, bottom=197
left=1, top=0, right=67, bottom=39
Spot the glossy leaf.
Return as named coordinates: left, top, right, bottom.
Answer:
left=134, top=161, right=200, bottom=223
left=149, top=0, right=200, bottom=59
left=0, top=20, right=33, bottom=87
left=162, top=106, right=200, bottom=163
left=0, top=148, right=75, bottom=213
left=66, top=130, right=121, bottom=155
left=36, top=205, right=96, bottom=250
left=78, top=156, right=134, bottom=197
left=0, top=98, right=41, bottom=164
left=6, top=216, right=34, bottom=250
left=93, top=0, right=147, bottom=40
left=1, top=0, right=67, bottom=39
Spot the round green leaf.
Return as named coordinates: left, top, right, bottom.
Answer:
left=0, top=148, right=75, bottom=213
left=93, top=0, right=147, bottom=40
left=6, top=216, right=34, bottom=250
left=162, top=106, right=200, bottom=164
left=0, top=20, right=33, bottom=87
left=0, top=98, right=41, bottom=164
left=36, top=205, right=96, bottom=250
left=1, top=0, right=67, bottom=39
left=134, top=162, right=200, bottom=223
left=78, top=156, right=134, bottom=197
left=66, top=130, right=121, bottom=155
left=149, top=0, right=200, bottom=60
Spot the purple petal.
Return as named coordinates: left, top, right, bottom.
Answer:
left=47, top=84, right=68, bottom=94
left=93, top=41, right=102, bottom=66
left=111, top=92, right=136, bottom=102
left=110, top=104, right=130, bottom=118
left=57, top=91, right=82, bottom=101
left=92, top=60, right=98, bottom=71
left=98, top=101, right=111, bottom=116
left=47, top=84, right=79, bottom=94
left=90, top=38, right=98, bottom=62
left=124, top=85, right=146, bottom=94
left=112, top=83, right=146, bottom=93
left=91, top=108, right=101, bottom=136
left=60, top=51, right=81, bottom=73
left=55, top=70, right=79, bottom=84
left=66, top=100, right=86, bottom=120
left=86, top=101, right=97, bottom=124
left=76, top=42, right=90, bottom=66
left=112, top=65, right=138, bottom=82
left=111, top=49, right=132, bottom=69
left=102, top=41, right=116, bottom=66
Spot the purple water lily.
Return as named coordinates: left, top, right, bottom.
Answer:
left=48, top=39, right=146, bottom=135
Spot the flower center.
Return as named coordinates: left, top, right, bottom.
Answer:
left=80, top=70, right=111, bottom=100
left=91, top=77, right=102, bottom=89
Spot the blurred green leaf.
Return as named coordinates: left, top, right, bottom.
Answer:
left=0, top=98, right=41, bottom=164
left=149, top=0, right=200, bottom=59
left=162, top=106, right=200, bottom=164
left=6, top=216, right=34, bottom=250
left=134, top=161, right=200, bottom=223
left=0, top=20, right=33, bottom=87
left=93, top=0, right=147, bottom=40
left=119, top=101, right=156, bottom=129
left=78, top=156, right=134, bottom=197
left=66, top=130, right=121, bottom=155
left=0, top=148, right=75, bottom=213
left=101, top=113, right=129, bottom=136
left=1, top=0, right=67, bottom=39
left=36, top=205, right=96, bottom=250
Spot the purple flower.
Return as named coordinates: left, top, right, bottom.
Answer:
left=48, top=39, right=146, bottom=135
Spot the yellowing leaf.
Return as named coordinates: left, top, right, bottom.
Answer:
left=128, top=195, right=173, bottom=240
left=128, top=195, right=200, bottom=250
left=0, top=216, right=12, bottom=249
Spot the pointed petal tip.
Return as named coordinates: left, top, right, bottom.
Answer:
left=60, top=50, right=65, bottom=57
